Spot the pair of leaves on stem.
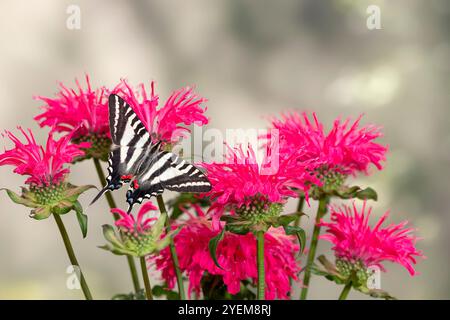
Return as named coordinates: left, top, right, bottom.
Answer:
left=208, top=212, right=307, bottom=270
left=1, top=184, right=94, bottom=238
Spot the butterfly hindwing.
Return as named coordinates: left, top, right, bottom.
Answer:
left=159, top=154, right=212, bottom=193
left=125, top=152, right=211, bottom=211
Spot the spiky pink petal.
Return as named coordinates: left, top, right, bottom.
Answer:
left=0, top=128, right=87, bottom=186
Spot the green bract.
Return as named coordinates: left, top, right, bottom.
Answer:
left=100, top=213, right=178, bottom=257
left=1, top=183, right=94, bottom=238
left=311, top=255, right=396, bottom=300
left=209, top=198, right=307, bottom=269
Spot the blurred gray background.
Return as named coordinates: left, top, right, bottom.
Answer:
left=0, top=0, right=448, bottom=299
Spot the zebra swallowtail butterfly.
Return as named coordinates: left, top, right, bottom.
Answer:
left=91, top=94, right=211, bottom=212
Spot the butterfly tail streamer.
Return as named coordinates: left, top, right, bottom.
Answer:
left=89, top=186, right=110, bottom=206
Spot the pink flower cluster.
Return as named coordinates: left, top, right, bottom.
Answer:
left=154, top=208, right=300, bottom=299
left=202, top=143, right=317, bottom=218
left=34, top=75, right=109, bottom=140
left=267, top=112, right=387, bottom=176
left=113, top=80, right=208, bottom=144
left=319, top=202, right=424, bottom=276
left=0, top=128, right=87, bottom=186
left=34, top=75, right=208, bottom=147
left=112, top=202, right=159, bottom=235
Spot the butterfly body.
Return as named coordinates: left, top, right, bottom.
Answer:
left=91, top=94, right=211, bottom=212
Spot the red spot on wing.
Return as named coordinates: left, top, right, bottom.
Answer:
left=121, top=175, right=133, bottom=181
left=132, top=180, right=140, bottom=189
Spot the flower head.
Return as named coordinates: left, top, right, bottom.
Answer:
left=201, top=143, right=316, bottom=228
left=34, top=75, right=110, bottom=160
left=112, top=79, right=208, bottom=146
left=102, top=202, right=175, bottom=257
left=153, top=212, right=300, bottom=299
left=113, top=202, right=159, bottom=235
left=267, top=112, right=387, bottom=192
left=0, top=128, right=94, bottom=225
left=0, top=127, right=87, bottom=187
left=319, top=202, right=423, bottom=278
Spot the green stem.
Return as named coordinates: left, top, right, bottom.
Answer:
left=300, top=196, right=329, bottom=300
left=156, top=195, right=186, bottom=300
left=140, top=256, right=153, bottom=300
left=93, top=158, right=141, bottom=294
left=53, top=213, right=93, bottom=300
left=294, top=196, right=305, bottom=227
left=338, top=281, right=352, bottom=300
left=256, top=230, right=265, bottom=300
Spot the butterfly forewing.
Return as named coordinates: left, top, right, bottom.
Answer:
left=91, top=93, right=212, bottom=210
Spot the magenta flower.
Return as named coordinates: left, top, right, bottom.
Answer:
left=112, top=79, right=208, bottom=146
left=34, top=75, right=110, bottom=160
left=267, top=112, right=387, bottom=180
left=0, top=127, right=93, bottom=225
left=201, top=143, right=316, bottom=223
left=112, top=202, right=159, bottom=235
left=319, top=202, right=423, bottom=276
left=153, top=211, right=300, bottom=299
left=0, top=127, right=87, bottom=187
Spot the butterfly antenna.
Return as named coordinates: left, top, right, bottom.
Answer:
left=89, top=186, right=109, bottom=206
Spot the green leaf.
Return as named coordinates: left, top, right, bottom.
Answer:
left=51, top=200, right=73, bottom=215
left=30, top=206, right=52, bottom=220
left=355, top=187, right=378, bottom=201
left=273, top=212, right=306, bottom=227
left=219, top=215, right=241, bottom=223
left=102, top=225, right=124, bottom=248
left=112, top=290, right=146, bottom=300
left=208, top=227, right=226, bottom=270
left=73, top=201, right=88, bottom=238
left=356, top=285, right=396, bottom=300
left=283, top=225, right=306, bottom=254
left=64, top=184, right=96, bottom=202
left=225, top=223, right=251, bottom=235
left=317, top=255, right=340, bottom=274
left=151, top=285, right=180, bottom=300
left=151, top=212, right=167, bottom=239
left=1, top=188, right=38, bottom=208
left=98, top=244, right=135, bottom=256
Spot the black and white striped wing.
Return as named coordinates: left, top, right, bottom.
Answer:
left=90, top=94, right=156, bottom=205
left=125, top=151, right=211, bottom=211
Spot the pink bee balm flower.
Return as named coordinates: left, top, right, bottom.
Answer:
left=112, top=202, right=159, bottom=235
left=112, top=79, right=208, bottom=145
left=201, top=143, right=316, bottom=220
left=35, top=75, right=109, bottom=139
left=267, top=112, right=387, bottom=177
left=0, top=127, right=87, bottom=186
left=153, top=213, right=300, bottom=299
left=34, top=75, right=110, bottom=160
left=319, top=202, right=424, bottom=276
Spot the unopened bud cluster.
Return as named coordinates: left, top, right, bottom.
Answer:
left=30, top=183, right=65, bottom=205
left=235, top=198, right=283, bottom=225
left=120, top=228, right=156, bottom=257
left=336, top=258, right=374, bottom=284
